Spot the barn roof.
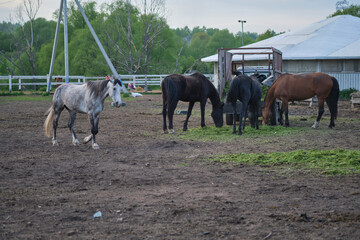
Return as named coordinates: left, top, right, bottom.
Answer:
left=201, top=15, right=360, bottom=62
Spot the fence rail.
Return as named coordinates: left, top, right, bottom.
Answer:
left=0, top=74, right=214, bottom=92
left=2, top=73, right=356, bottom=92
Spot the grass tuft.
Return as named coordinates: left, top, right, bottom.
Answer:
left=209, top=149, right=360, bottom=175
left=173, top=125, right=305, bottom=142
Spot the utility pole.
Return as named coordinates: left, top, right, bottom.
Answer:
left=238, top=20, right=246, bottom=46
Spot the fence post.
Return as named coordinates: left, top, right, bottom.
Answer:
left=18, top=78, right=21, bottom=91
left=8, top=75, right=12, bottom=92
left=46, top=74, right=50, bottom=92
left=133, top=75, right=136, bottom=87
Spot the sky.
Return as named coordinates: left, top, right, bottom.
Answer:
left=1, top=0, right=360, bottom=34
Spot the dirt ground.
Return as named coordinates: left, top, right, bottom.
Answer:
left=0, top=94, right=359, bottom=239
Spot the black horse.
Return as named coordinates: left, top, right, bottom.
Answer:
left=226, top=75, right=262, bottom=135
left=250, top=72, right=267, bottom=84
left=162, top=72, right=224, bottom=133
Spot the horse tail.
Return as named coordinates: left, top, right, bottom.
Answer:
left=328, top=76, right=339, bottom=119
left=44, top=107, right=54, bottom=137
left=162, top=76, right=178, bottom=108
left=226, top=78, right=238, bottom=104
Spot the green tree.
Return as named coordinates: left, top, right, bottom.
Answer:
left=68, top=1, right=99, bottom=29
left=189, top=32, right=210, bottom=60
left=206, top=29, right=237, bottom=55
left=330, top=4, right=360, bottom=17
left=256, top=29, right=276, bottom=42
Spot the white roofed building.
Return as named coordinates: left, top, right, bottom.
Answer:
left=202, top=15, right=360, bottom=90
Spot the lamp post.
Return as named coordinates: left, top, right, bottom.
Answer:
left=238, top=20, right=246, bottom=46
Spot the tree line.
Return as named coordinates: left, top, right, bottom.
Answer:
left=1, top=0, right=356, bottom=77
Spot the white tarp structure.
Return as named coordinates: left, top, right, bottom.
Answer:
left=202, top=15, right=360, bottom=90
left=202, top=15, right=360, bottom=62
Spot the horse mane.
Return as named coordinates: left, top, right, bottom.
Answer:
left=87, top=80, right=110, bottom=98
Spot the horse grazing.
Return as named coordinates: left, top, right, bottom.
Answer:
left=226, top=75, right=262, bottom=135
left=262, top=72, right=339, bottom=128
left=162, top=72, right=224, bottom=133
left=44, top=77, right=123, bottom=149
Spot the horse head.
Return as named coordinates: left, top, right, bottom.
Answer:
left=108, top=78, right=123, bottom=108
left=211, top=102, right=224, bottom=127
left=261, top=106, right=272, bottom=125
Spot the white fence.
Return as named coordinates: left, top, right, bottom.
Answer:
left=0, top=74, right=214, bottom=92
left=1, top=73, right=356, bottom=92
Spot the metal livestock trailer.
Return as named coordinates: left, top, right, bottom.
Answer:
left=217, top=47, right=283, bottom=126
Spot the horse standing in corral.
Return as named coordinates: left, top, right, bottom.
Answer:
left=161, top=72, right=224, bottom=134
left=250, top=72, right=267, bottom=84
left=44, top=77, right=123, bottom=149
left=262, top=72, right=339, bottom=128
left=226, top=75, right=262, bottom=135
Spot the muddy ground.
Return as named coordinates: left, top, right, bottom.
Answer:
left=0, top=94, right=359, bottom=239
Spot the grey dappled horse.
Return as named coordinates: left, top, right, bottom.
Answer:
left=44, top=78, right=123, bottom=149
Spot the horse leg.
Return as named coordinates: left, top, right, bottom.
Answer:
left=183, top=101, right=195, bottom=131
left=67, top=111, right=79, bottom=146
left=312, top=98, right=325, bottom=129
left=52, top=106, right=64, bottom=146
left=326, top=99, right=336, bottom=128
left=281, top=100, right=289, bottom=127
left=88, top=114, right=100, bottom=149
left=243, top=105, right=250, bottom=130
left=232, top=102, right=237, bottom=134
left=238, top=101, right=249, bottom=135
left=253, top=103, right=260, bottom=130
left=162, top=100, right=168, bottom=134
left=168, top=101, right=178, bottom=134
left=200, top=100, right=206, bottom=128
left=278, top=102, right=284, bottom=126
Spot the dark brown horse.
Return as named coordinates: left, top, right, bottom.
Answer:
left=162, top=72, right=224, bottom=133
left=262, top=72, right=339, bottom=128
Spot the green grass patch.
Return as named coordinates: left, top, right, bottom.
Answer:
left=173, top=125, right=305, bottom=142
left=0, top=91, right=25, bottom=96
left=209, top=149, right=360, bottom=175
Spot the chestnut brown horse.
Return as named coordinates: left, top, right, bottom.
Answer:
left=262, top=72, right=339, bottom=128
left=162, top=72, right=224, bottom=133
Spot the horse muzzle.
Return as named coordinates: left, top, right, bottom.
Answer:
left=111, top=102, right=124, bottom=108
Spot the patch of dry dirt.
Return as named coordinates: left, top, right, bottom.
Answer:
left=0, top=95, right=359, bottom=239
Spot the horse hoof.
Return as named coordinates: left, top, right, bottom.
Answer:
left=163, top=130, right=169, bottom=134
left=84, top=135, right=92, bottom=144
left=92, top=143, right=100, bottom=150
left=311, top=121, right=319, bottom=129
left=170, top=129, right=175, bottom=134
left=52, top=139, right=58, bottom=146
left=73, top=139, right=79, bottom=146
